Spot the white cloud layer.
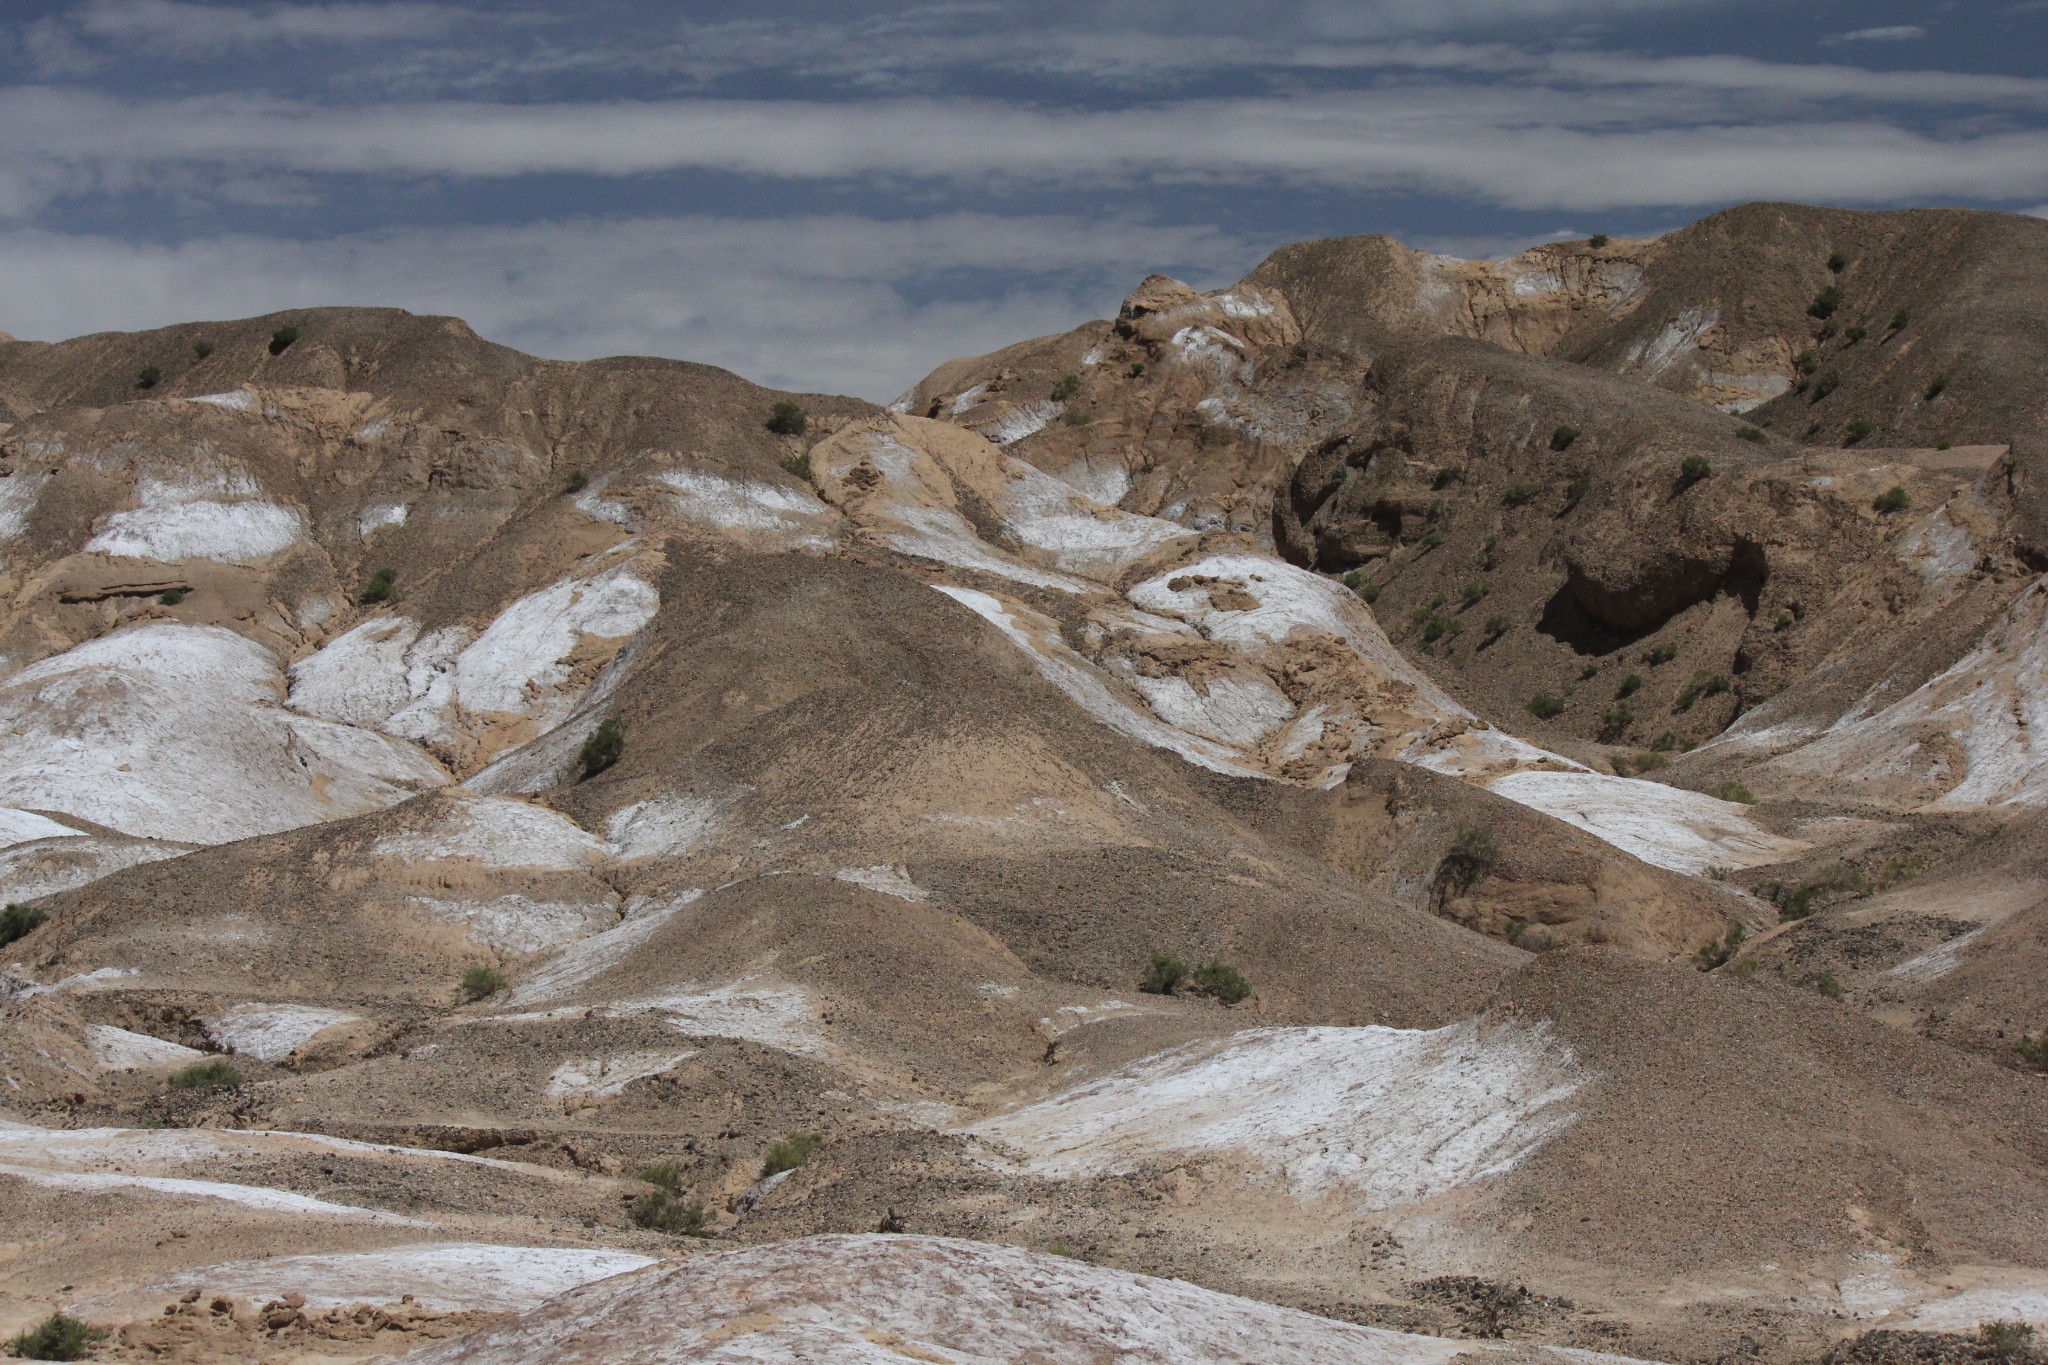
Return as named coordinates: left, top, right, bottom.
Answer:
left=0, top=214, right=1264, bottom=400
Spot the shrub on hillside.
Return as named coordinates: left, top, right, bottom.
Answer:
left=358, top=567, right=397, bottom=605
left=1526, top=693, right=1565, bottom=719
left=1439, top=824, right=1497, bottom=892
left=1844, top=325, right=1867, bottom=344
left=564, top=469, right=589, bottom=493
left=268, top=325, right=299, bottom=355
left=1127, top=361, right=1144, bottom=377
left=0, top=902, right=47, bottom=947
left=2018, top=1031, right=2048, bottom=1071
left=1811, top=371, right=1840, bottom=402
left=1549, top=424, right=1580, bottom=452
left=1458, top=579, right=1489, bottom=608
left=1706, top=781, right=1755, bottom=803
left=1502, top=481, right=1538, bottom=507
left=1600, top=704, right=1633, bottom=741
left=762, top=1132, right=822, bottom=1176
left=766, top=400, right=808, bottom=436
left=1889, top=308, right=1910, bottom=331
left=1616, top=673, right=1643, bottom=698
left=1648, top=642, right=1678, bottom=665
left=1564, top=472, right=1593, bottom=508
left=579, top=717, right=625, bottom=780
left=1588, top=234, right=1610, bottom=248
left=136, top=366, right=162, bottom=389
left=1431, top=466, right=1464, bottom=490
left=1050, top=374, right=1081, bottom=401
left=1612, top=751, right=1668, bottom=777
left=1980, top=1321, right=2037, bottom=1363
left=1191, top=961, right=1252, bottom=1005
left=1924, top=373, right=1948, bottom=401
left=1794, top=349, right=1818, bottom=375
left=632, top=1188, right=710, bottom=1236
left=1807, top=286, right=1843, bottom=320
left=1736, top=426, right=1765, bottom=443
left=460, top=966, right=506, bottom=1002
left=1678, top=455, right=1711, bottom=488
left=168, top=1059, right=243, bottom=1090
left=1873, top=484, right=1911, bottom=513
left=1827, top=251, right=1847, bottom=272
left=1694, top=923, right=1747, bottom=971
left=7, top=1312, right=106, bottom=1361
left=159, top=588, right=186, bottom=605
left=1483, top=614, right=1509, bottom=642
left=780, top=451, right=813, bottom=481
left=1139, top=953, right=1188, bottom=995
left=1844, top=418, right=1874, bottom=446
left=193, top=339, right=215, bottom=358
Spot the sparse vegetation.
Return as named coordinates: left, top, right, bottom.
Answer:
left=2017, top=1031, right=2048, bottom=1071
left=1706, top=781, right=1755, bottom=804
left=766, top=400, right=808, bottom=436
left=1418, top=528, right=1443, bottom=550
left=1678, top=455, right=1711, bottom=488
left=1650, top=730, right=1689, bottom=752
left=1550, top=424, right=1580, bottom=452
left=1794, top=349, right=1819, bottom=375
left=1050, top=374, right=1081, bottom=401
left=1588, top=234, right=1610, bottom=248
left=158, top=588, right=185, bottom=605
left=136, top=365, right=162, bottom=389
left=1564, top=472, right=1593, bottom=508
left=1843, top=325, right=1867, bottom=344
left=1190, top=961, right=1252, bottom=1005
left=0, top=902, right=48, bottom=947
left=1735, top=426, right=1765, bottom=443
left=1139, top=952, right=1189, bottom=995
left=1924, top=373, right=1948, bottom=400
left=1980, top=1321, right=2037, bottom=1363
left=1062, top=409, right=1093, bottom=426
left=460, top=966, right=507, bottom=1001
left=1616, top=673, right=1643, bottom=698
left=631, top=1188, right=710, bottom=1236
left=357, top=567, right=397, bottom=605
left=1438, top=824, right=1497, bottom=893
left=1844, top=418, right=1874, bottom=446
left=1127, top=361, right=1144, bottom=378
left=1872, top=484, right=1911, bottom=514
left=1811, top=371, right=1840, bottom=402
left=1599, top=704, right=1633, bottom=742
left=8, top=1312, right=106, bottom=1361
left=1775, top=608, right=1795, bottom=630
left=780, top=451, right=813, bottom=482
left=1579, top=663, right=1599, bottom=681
left=1802, top=970, right=1845, bottom=1001
left=1526, top=693, right=1565, bottom=720
left=1358, top=581, right=1382, bottom=604
left=1807, top=286, right=1843, bottom=320
left=1502, top=481, right=1538, bottom=507
left=268, top=325, right=299, bottom=355
left=1695, top=922, right=1747, bottom=971
left=1675, top=671, right=1731, bottom=711
left=1612, top=751, right=1668, bottom=777
left=1827, top=251, right=1847, bottom=272
left=192, top=339, right=214, bottom=359
left=1458, top=579, right=1489, bottom=608
left=1649, top=642, right=1678, bottom=665
left=564, top=469, right=589, bottom=493
left=1889, top=307, right=1910, bottom=332
left=762, top=1131, right=823, bottom=1176
left=579, top=717, right=625, bottom=780
left=1431, top=466, right=1464, bottom=490
left=1817, top=319, right=1838, bottom=341
left=168, top=1059, right=243, bottom=1090
left=1483, top=614, right=1509, bottom=642
left=1771, top=867, right=1867, bottom=922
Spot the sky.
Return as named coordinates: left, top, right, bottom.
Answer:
left=0, top=1, right=2044, bottom=400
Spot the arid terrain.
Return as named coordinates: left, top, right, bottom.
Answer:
left=1, top=201, right=2046, bottom=1364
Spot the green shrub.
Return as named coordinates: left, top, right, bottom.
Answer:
left=1502, top=481, right=1538, bottom=507
left=1458, top=579, right=1489, bottom=608
left=1579, top=663, right=1599, bottom=681
left=1827, top=251, right=1847, bottom=272
left=1431, top=466, right=1464, bottom=490
left=158, top=588, right=185, bottom=606
left=1675, top=671, right=1730, bottom=711
left=357, top=567, right=397, bottom=605
left=1564, top=472, right=1593, bottom=507
left=2018, top=1031, right=2048, bottom=1071
left=1612, top=751, right=1668, bottom=777
left=1650, top=730, right=1688, bottom=752
left=192, top=339, right=215, bottom=359
left=1794, top=349, right=1818, bottom=375
left=1050, top=374, right=1081, bottom=401
left=1191, top=961, right=1252, bottom=1005
left=639, top=1161, right=686, bottom=1191
left=1678, top=455, right=1711, bottom=487
left=1588, top=234, right=1610, bottom=248
left=1844, top=418, right=1874, bottom=446
left=780, top=451, right=813, bottom=482
left=1924, top=373, right=1948, bottom=400
left=1424, top=498, right=1448, bottom=525
left=7, top=1312, right=106, bottom=1361
left=579, top=717, right=625, bottom=780
left=1937, top=440, right=1953, bottom=451
left=1872, top=484, right=1911, bottom=513
left=1844, top=325, right=1867, bottom=344
left=168, top=1059, right=243, bottom=1090
left=1817, top=319, right=1838, bottom=341
left=1811, top=371, right=1840, bottom=401
left=1415, top=611, right=1457, bottom=647
left=1526, top=693, right=1565, bottom=720
left=1341, top=570, right=1361, bottom=590
left=1792, top=377, right=1810, bottom=395
left=1358, top=582, right=1381, bottom=604
left=1483, top=614, right=1509, bottom=641
left=564, top=469, right=589, bottom=493
left=0, top=902, right=48, bottom=947
left=1804, top=970, right=1845, bottom=1001
left=1807, top=286, right=1842, bottom=320
left=1735, top=426, right=1765, bottom=443
left=1706, top=781, right=1755, bottom=803
left=1981, top=1321, right=2037, bottom=1363
left=1128, top=361, right=1145, bottom=377
left=1695, top=922, right=1747, bottom=970
left=1439, top=824, right=1497, bottom=892
left=632, top=1188, right=710, bottom=1235
left=136, top=365, right=162, bottom=389
left=1418, top=528, right=1443, bottom=550
left=268, top=325, right=299, bottom=355
left=460, top=966, right=506, bottom=1001
left=1599, top=704, right=1633, bottom=741
left=1649, top=643, right=1678, bottom=665
left=762, top=1131, right=822, bottom=1176
left=1775, top=608, right=1795, bottom=630
left=1616, top=673, right=1643, bottom=698
left=1139, top=952, right=1188, bottom=995
left=766, top=400, right=808, bottom=436
left=1550, top=424, right=1580, bottom=452
left=1063, top=408, right=1093, bottom=426
left=1889, top=307, right=1910, bottom=331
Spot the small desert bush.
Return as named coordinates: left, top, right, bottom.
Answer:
left=1139, top=952, right=1188, bottom=995
left=1190, top=961, right=1252, bottom=1005
left=1924, top=373, right=1948, bottom=400
left=1483, top=614, right=1509, bottom=641
left=1612, top=751, right=1668, bottom=777
left=1599, top=704, right=1633, bottom=742
left=1803, top=970, right=1846, bottom=1001
left=1872, top=484, right=1911, bottom=513
left=1980, top=1322, right=2037, bottom=1364
left=1695, top=922, right=1747, bottom=971
left=1889, top=307, right=1910, bottom=331
left=1706, top=781, right=1756, bottom=804
left=0, top=902, right=48, bottom=947
left=1616, top=673, right=1642, bottom=698
left=762, top=1131, right=823, bottom=1176
left=1502, top=481, right=1539, bottom=508
left=1649, top=642, right=1678, bottom=665
left=1564, top=472, right=1593, bottom=507
left=158, top=588, right=185, bottom=605
left=766, top=400, right=808, bottom=436
left=1358, top=582, right=1382, bottom=604
left=1812, top=371, right=1841, bottom=402
left=1439, top=824, right=1498, bottom=892
left=579, top=717, right=625, bottom=780
left=1418, top=528, right=1443, bottom=550
left=2017, top=1031, right=2048, bottom=1071
left=1431, top=466, right=1464, bottom=490
left=136, top=365, right=162, bottom=389
left=1050, top=374, right=1081, bottom=401
left=1588, top=234, right=1610, bottom=248
left=1678, top=455, right=1711, bottom=487
left=1127, top=361, right=1144, bottom=377
left=1735, top=426, right=1765, bottom=443
left=1549, top=424, right=1580, bottom=452
left=1675, top=671, right=1731, bottom=711
left=1807, top=286, right=1842, bottom=320
left=564, top=469, right=589, bottom=493
left=1827, top=251, right=1847, bottom=272
left=460, top=966, right=506, bottom=1002
left=631, top=1188, right=710, bottom=1236
left=1650, top=730, right=1690, bottom=753
left=780, top=451, right=813, bottom=482
left=1526, top=693, right=1565, bottom=720
left=1458, top=579, right=1489, bottom=608
left=192, top=339, right=215, bottom=358
left=1844, top=325, right=1868, bottom=344
left=357, top=567, right=397, bottom=605
left=168, top=1059, right=243, bottom=1090
left=1062, top=408, right=1093, bottom=426
left=8, top=1312, right=106, bottom=1361
left=1844, top=418, right=1874, bottom=446
left=268, top=325, right=299, bottom=355
left=1794, top=349, right=1819, bottom=375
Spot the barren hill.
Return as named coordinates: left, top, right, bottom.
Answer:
left=1, top=204, right=2046, bottom=1365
